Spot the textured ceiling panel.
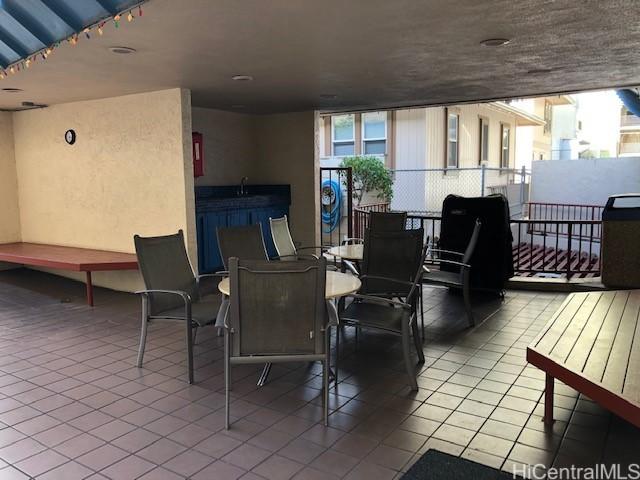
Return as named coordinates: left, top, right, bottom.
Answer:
left=0, top=0, right=639, bottom=112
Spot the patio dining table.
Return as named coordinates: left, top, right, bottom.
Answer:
left=326, top=244, right=364, bottom=262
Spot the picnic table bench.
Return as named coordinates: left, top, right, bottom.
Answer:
left=0, top=242, right=138, bottom=306
left=527, top=290, right=640, bottom=427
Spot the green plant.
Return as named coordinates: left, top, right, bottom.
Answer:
left=340, top=156, right=393, bottom=206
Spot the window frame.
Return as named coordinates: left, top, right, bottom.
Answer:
left=361, top=111, right=387, bottom=156
left=331, top=114, right=355, bottom=157
left=500, top=122, right=511, bottom=168
left=445, top=109, right=460, bottom=168
left=478, top=116, right=490, bottom=165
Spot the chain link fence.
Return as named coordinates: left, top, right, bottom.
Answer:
left=389, top=166, right=530, bottom=218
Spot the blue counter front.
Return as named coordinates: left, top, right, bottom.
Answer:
left=195, top=185, right=291, bottom=273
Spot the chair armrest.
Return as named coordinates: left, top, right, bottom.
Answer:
left=344, top=293, right=411, bottom=310
left=428, top=248, right=464, bottom=257
left=297, top=245, right=328, bottom=252
left=135, top=289, right=192, bottom=307
left=359, top=274, right=413, bottom=288
left=275, top=254, right=320, bottom=261
left=342, top=260, right=360, bottom=276
left=197, top=272, right=228, bottom=281
left=436, top=259, right=471, bottom=269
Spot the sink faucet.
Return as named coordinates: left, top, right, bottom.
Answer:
left=240, top=176, right=249, bottom=196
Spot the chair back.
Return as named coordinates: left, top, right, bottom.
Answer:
left=134, top=230, right=198, bottom=315
left=217, top=224, right=269, bottom=269
left=228, top=258, right=327, bottom=357
left=361, top=227, right=424, bottom=297
left=369, top=211, right=408, bottom=231
left=462, top=219, right=482, bottom=266
left=269, top=215, right=297, bottom=258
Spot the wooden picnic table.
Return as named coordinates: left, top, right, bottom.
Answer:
left=527, top=290, right=640, bottom=427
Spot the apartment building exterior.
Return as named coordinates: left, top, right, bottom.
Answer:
left=319, top=101, right=543, bottom=213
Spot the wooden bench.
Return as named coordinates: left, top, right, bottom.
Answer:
left=0, top=242, right=138, bottom=307
left=527, top=290, right=640, bottom=428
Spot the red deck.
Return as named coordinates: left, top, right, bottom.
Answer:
left=513, top=242, right=600, bottom=278
left=0, top=243, right=138, bottom=306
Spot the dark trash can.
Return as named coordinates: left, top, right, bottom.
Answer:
left=601, top=194, right=640, bottom=288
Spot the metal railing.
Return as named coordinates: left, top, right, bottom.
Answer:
left=526, top=202, right=603, bottom=240
left=354, top=207, right=602, bottom=278
left=513, top=219, right=601, bottom=278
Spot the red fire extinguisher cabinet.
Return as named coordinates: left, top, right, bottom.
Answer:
left=192, top=132, right=204, bottom=177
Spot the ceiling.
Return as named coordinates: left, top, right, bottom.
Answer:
left=0, top=0, right=142, bottom=67
left=1, top=0, right=640, bottom=113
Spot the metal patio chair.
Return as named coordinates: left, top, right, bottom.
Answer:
left=369, top=211, right=408, bottom=231
left=269, top=215, right=324, bottom=260
left=224, top=257, right=332, bottom=428
left=216, top=223, right=269, bottom=269
left=339, top=228, right=426, bottom=391
left=422, top=219, right=482, bottom=327
left=134, top=230, right=223, bottom=384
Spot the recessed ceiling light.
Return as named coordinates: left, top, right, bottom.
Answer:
left=320, top=94, right=337, bottom=100
left=232, top=75, right=253, bottom=82
left=108, top=46, right=137, bottom=54
left=2, top=87, right=23, bottom=93
left=480, top=38, right=510, bottom=47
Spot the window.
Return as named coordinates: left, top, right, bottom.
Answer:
left=543, top=100, right=552, bottom=135
left=479, top=117, right=489, bottom=164
left=446, top=111, right=459, bottom=168
left=362, top=111, right=387, bottom=155
left=332, top=114, right=355, bottom=156
left=500, top=124, right=511, bottom=168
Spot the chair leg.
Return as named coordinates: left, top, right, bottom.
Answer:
left=323, top=360, right=329, bottom=426
left=224, top=329, right=230, bottom=430
left=402, top=328, right=418, bottom=391
left=411, top=318, right=425, bottom=363
left=186, top=317, right=194, bottom=385
left=420, top=286, right=425, bottom=341
left=192, top=325, right=199, bottom=345
left=334, top=325, right=340, bottom=386
left=257, top=363, right=272, bottom=387
left=463, top=283, right=475, bottom=327
left=136, top=297, right=149, bottom=368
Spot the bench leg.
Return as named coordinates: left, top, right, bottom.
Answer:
left=544, top=373, right=554, bottom=425
left=86, top=272, right=94, bottom=307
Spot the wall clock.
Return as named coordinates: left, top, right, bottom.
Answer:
left=65, top=129, right=76, bottom=145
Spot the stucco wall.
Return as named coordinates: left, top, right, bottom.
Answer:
left=531, top=157, right=640, bottom=207
left=254, top=111, right=319, bottom=247
left=12, top=88, right=195, bottom=291
left=192, top=107, right=257, bottom=186
left=0, top=112, right=20, bottom=245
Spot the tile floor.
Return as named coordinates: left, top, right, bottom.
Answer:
left=0, top=269, right=638, bottom=479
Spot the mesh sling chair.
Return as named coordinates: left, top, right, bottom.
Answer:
left=217, top=223, right=274, bottom=385
left=134, top=230, right=224, bottom=384
left=225, top=257, right=332, bottom=428
left=216, top=224, right=269, bottom=269
left=269, top=215, right=325, bottom=260
left=369, top=211, right=408, bottom=231
left=339, top=228, right=426, bottom=390
left=422, top=219, right=482, bottom=327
